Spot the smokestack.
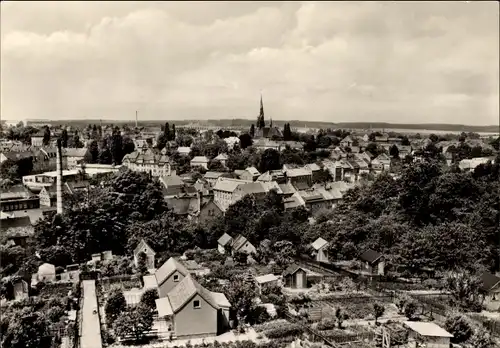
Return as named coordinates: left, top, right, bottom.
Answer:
left=56, top=138, right=64, bottom=215
left=135, top=110, right=138, bottom=128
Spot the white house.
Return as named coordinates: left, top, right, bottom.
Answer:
left=37, top=263, right=56, bottom=282
left=190, top=156, right=209, bottom=170
left=311, top=237, right=329, bottom=263
left=217, top=233, right=233, bottom=254
left=134, top=239, right=156, bottom=270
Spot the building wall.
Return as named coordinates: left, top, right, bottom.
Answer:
left=198, top=201, right=222, bottom=224
left=31, top=137, right=44, bottom=147
left=315, top=246, right=329, bottom=263
left=39, top=190, right=52, bottom=207
left=285, top=270, right=307, bottom=289
left=1, top=198, right=40, bottom=211
left=235, top=241, right=256, bottom=255
left=123, top=161, right=171, bottom=177
left=158, top=270, right=186, bottom=298
left=174, top=293, right=218, bottom=337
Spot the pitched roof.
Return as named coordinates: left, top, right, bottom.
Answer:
left=283, top=264, right=307, bottom=276
left=160, top=175, right=184, bottom=187
left=155, top=257, right=190, bottom=286
left=191, top=156, right=209, bottom=163
left=232, top=234, right=251, bottom=251
left=38, top=263, right=55, bottom=274
left=359, top=249, right=383, bottom=264
left=217, top=233, right=233, bottom=247
left=481, top=272, right=500, bottom=292
left=0, top=216, right=32, bottom=231
left=311, top=237, right=329, bottom=250
left=245, top=167, right=260, bottom=176
left=213, top=178, right=248, bottom=192
left=279, top=182, right=297, bottom=195
left=166, top=275, right=221, bottom=313
left=134, top=239, right=155, bottom=256
left=215, top=153, right=228, bottom=161
left=305, top=163, right=321, bottom=172
left=286, top=167, right=312, bottom=177
left=403, top=321, right=453, bottom=338
left=255, top=274, right=279, bottom=284
left=177, top=146, right=191, bottom=154
left=204, top=171, right=226, bottom=180
left=236, top=182, right=267, bottom=196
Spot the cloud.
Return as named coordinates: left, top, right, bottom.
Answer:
left=1, top=1, right=498, bottom=125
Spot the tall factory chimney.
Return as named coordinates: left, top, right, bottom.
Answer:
left=56, top=138, right=64, bottom=215
left=135, top=110, right=138, bottom=128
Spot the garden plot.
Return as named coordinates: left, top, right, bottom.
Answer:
left=299, top=297, right=399, bottom=322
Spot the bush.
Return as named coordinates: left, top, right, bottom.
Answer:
left=316, top=318, right=336, bottom=331
left=105, top=288, right=126, bottom=325
left=264, top=323, right=304, bottom=339
left=47, top=306, right=65, bottom=323
left=445, top=314, right=473, bottom=343
left=246, top=306, right=271, bottom=325
left=140, top=288, right=159, bottom=311
left=113, top=304, right=153, bottom=342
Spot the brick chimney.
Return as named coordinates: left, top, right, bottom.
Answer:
left=56, top=138, right=63, bottom=215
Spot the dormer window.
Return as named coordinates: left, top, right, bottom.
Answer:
left=173, top=274, right=179, bottom=282
left=193, top=300, right=200, bottom=309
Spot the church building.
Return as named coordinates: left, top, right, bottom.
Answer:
left=254, top=95, right=282, bottom=139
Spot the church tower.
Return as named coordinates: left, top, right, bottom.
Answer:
left=257, top=94, right=265, bottom=129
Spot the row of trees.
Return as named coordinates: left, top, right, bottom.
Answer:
left=84, top=130, right=135, bottom=165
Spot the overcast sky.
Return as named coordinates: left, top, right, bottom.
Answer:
left=1, top=1, right=498, bottom=125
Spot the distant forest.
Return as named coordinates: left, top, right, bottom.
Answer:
left=45, top=119, right=498, bottom=133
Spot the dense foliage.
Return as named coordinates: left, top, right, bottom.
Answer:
left=305, top=156, right=500, bottom=273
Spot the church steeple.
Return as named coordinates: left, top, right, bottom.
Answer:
left=257, top=93, right=265, bottom=129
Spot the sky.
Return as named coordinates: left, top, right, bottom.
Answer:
left=1, top=1, right=499, bottom=125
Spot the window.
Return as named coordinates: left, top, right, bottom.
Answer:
left=173, top=274, right=179, bottom=282
left=193, top=300, right=200, bottom=309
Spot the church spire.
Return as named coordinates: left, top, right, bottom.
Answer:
left=257, top=92, right=265, bottom=129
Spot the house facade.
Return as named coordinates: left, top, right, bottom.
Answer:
left=65, top=148, right=88, bottom=169
left=190, top=156, right=209, bottom=170
left=311, top=237, right=329, bottom=263
left=283, top=265, right=308, bottom=289
left=155, top=257, right=190, bottom=297
left=359, top=249, right=385, bottom=276
left=133, top=239, right=156, bottom=270
left=198, top=199, right=224, bottom=224
left=155, top=275, right=231, bottom=338
left=122, top=148, right=172, bottom=177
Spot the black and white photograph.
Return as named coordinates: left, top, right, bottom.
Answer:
left=0, top=1, right=499, bottom=348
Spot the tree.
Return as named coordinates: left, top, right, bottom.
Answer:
left=87, top=140, right=99, bottom=163
left=140, top=289, right=159, bottom=311
left=445, top=314, right=473, bottom=343
left=91, top=124, right=99, bottom=140
left=122, top=136, right=135, bottom=155
left=136, top=251, right=148, bottom=275
left=61, top=129, right=68, bottom=147
left=469, top=327, right=495, bottom=348
left=98, top=147, right=112, bottom=164
left=110, top=130, right=124, bottom=164
left=2, top=308, right=52, bottom=348
left=171, top=124, right=176, bottom=141
left=239, top=134, right=252, bottom=149
left=404, top=301, right=417, bottom=320
left=157, top=133, right=167, bottom=150
left=389, top=144, right=400, bottom=159
left=113, top=304, right=154, bottom=343
left=69, top=132, right=83, bottom=148
left=105, top=288, right=127, bottom=325
left=258, top=149, right=281, bottom=173
left=164, top=122, right=170, bottom=141
left=335, top=308, right=347, bottom=329
left=42, top=126, right=51, bottom=146
left=250, top=124, right=255, bottom=138
left=208, top=159, right=225, bottom=171
left=365, top=143, right=379, bottom=157
left=373, top=303, right=385, bottom=324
